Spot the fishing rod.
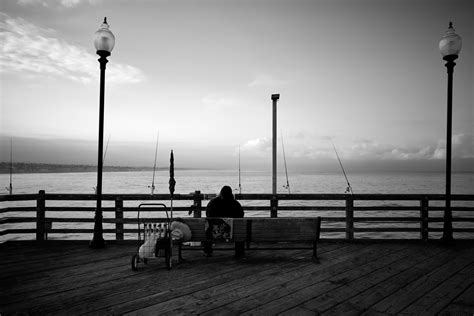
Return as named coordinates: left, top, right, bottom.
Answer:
left=103, top=135, right=111, bottom=163
left=332, top=142, right=353, bottom=195
left=169, top=150, right=175, bottom=220
left=235, top=146, right=242, bottom=195
left=6, top=138, right=12, bottom=195
left=94, top=135, right=111, bottom=194
left=148, top=132, right=159, bottom=195
left=281, top=131, right=290, bottom=194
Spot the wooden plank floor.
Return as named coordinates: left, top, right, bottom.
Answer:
left=1, top=240, right=473, bottom=315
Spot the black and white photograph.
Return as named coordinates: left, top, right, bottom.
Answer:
left=1, top=0, right=473, bottom=314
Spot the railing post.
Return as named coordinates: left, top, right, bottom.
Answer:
left=115, top=197, right=124, bottom=241
left=345, top=196, right=354, bottom=240
left=36, top=190, right=46, bottom=241
left=420, top=196, right=429, bottom=241
left=271, top=195, right=278, bottom=218
left=193, top=190, right=202, bottom=218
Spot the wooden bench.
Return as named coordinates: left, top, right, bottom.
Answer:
left=179, top=217, right=322, bottom=262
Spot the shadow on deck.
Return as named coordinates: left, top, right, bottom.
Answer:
left=1, top=240, right=473, bottom=315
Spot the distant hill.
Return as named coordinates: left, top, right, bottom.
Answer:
left=0, top=162, right=159, bottom=174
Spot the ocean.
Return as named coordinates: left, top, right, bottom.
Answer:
left=1, top=170, right=473, bottom=241
left=1, top=169, right=473, bottom=195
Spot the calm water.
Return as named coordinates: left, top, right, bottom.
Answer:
left=1, top=170, right=473, bottom=241
left=1, top=169, right=473, bottom=195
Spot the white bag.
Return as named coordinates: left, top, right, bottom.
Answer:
left=138, top=236, right=157, bottom=258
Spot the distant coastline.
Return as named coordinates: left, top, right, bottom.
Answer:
left=0, top=162, right=161, bottom=174
left=1, top=162, right=473, bottom=175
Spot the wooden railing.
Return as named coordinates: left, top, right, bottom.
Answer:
left=1, top=190, right=473, bottom=241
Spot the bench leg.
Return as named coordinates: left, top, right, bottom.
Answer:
left=313, top=241, right=319, bottom=264
left=313, top=217, right=321, bottom=263
left=44, top=222, right=52, bottom=241
left=178, top=243, right=183, bottom=263
left=246, top=220, right=252, bottom=250
left=235, top=241, right=245, bottom=258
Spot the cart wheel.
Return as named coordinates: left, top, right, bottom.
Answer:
left=166, top=253, right=172, bottom=270
left=131, top=254, right=139, bottom=271
left=165, top=246, right=172, bottom=270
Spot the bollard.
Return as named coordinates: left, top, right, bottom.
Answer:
left=345, top=197, right=354, bottom=240
left=36, top=190, right=46, bottom=241
left=115, top=197, right=124, bottom=240
left=193, top=190, right=202, bottom=218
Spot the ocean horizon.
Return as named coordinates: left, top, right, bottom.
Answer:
left=1, top=169, right=473, bottom=195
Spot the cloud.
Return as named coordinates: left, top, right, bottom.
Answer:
left=282, top=133, right=474, bottom=162
left=248, top=74, right=288, bottom=88
left=430, top=134, right=474, bottom=160
left=201, top=93, right=239, bottom=110
left=452, top=134, right=474, bottom=159
left=0, top=13, right=145, bottom=84
left=346, top=139, right=438, bottom=161
left=18, top=0, right=100, bottom=8
left=293, top=146, right=333, bottom=160
left=231, top=132, right=473, bottom=167
left=346, top=134, right=474, bottom=161
left=240, top=137, right=271, bottom=157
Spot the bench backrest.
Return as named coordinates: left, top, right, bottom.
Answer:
left=182, top=217, right=321, bottom=242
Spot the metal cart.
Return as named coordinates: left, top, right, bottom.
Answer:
left=131, top=203, right=174, bottom=270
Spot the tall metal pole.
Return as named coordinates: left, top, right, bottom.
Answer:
left=271, top=94, right=279, bottom=194
left=442, top=55, right=457, bottom=245
left=271, top=94, right=279, bottom=217
left=90, top=51, right=110, bottom=248
left=8, top=138, right=12, bottom=195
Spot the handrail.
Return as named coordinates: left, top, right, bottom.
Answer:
left=2, top=193, right=474, bottom=202
left=1, top=190, right=473, bottom=241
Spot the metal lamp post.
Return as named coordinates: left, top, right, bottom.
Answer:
left=90, top=17, right=115, bottom=248
left=271, top=94, right=279, bottom=218
left=439, top=22, right=462, bottom=245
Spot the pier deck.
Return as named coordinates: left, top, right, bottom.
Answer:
left=1, top=241, right=473, bottom=315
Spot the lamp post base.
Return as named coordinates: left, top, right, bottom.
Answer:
left=440, top=237, right=455, bottom=247
left=440, top=235, right=455, bottom=246
left=90, top=236, right=106, bottom=249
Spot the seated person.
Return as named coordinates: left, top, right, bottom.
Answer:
left=203, top=185, right=244, bottom=257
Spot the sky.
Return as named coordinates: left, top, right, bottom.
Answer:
left=1, top=0, right=473, bottom=172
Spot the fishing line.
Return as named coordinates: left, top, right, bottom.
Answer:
left=93, top=135, right=111, bottom=194
left=149, top=132, right=160, bottom=195
left=236, top=145, right=242, bottom=195
left=331, top=142, right=353, bottom=195
left=281, top=131, right=290, bottom=194
left=103, top=135, right=111, bottom=162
